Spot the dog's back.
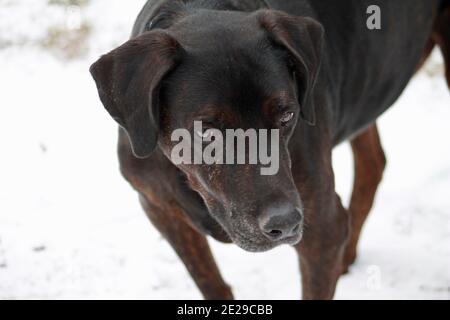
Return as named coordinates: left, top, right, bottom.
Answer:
left=304, top=0, right=441, bottom=141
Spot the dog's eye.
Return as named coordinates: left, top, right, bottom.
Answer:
left=280, top=112, right=295, bottom=125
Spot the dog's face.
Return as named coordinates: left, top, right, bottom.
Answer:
left=90, top=9, right=324, bottom=252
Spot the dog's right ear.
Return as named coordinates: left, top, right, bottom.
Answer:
left=90, top=31, right=184, bottom=158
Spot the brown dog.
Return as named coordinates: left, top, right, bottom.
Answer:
left=90, top=0, right=450, bottom=299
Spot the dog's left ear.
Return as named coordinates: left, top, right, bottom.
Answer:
left=257, top=10, right=324, bottom=125
left=90, top=31, right=184, bottom=158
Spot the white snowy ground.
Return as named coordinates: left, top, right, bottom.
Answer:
left=0, top=0, right=449, bottom=300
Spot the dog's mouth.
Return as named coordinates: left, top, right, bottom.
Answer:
left=198, top=192, right=304, bottom=252
left=228, top=228, right=304, bottom=253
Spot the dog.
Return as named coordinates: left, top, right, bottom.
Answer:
left=90, top=0, right=450, bottom=299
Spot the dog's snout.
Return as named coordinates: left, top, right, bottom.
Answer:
left=258, top=203, right=303, bottom=241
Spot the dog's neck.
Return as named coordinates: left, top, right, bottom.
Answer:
left=146, top=0, right=270, bottom=31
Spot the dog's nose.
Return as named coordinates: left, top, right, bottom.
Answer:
left=258, top=203, right=303, bottom=241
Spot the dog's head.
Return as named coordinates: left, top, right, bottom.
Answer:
left=90, top=8, right=324, bottom=252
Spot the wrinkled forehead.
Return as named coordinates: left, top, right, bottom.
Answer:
left=171, top=10, right=291, bottom=86
left=164, top=37, right=293, bottom=120
left=164, top=49, right=293, bottom=126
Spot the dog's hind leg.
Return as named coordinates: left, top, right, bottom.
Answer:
left=432, top=3, right=450, bottom=87
left=342, top=123, right=386, bottom=273
left=139, top=194, right=233, bottom=300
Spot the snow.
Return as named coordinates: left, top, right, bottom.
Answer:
left=0, top=0, right=449, bottom=300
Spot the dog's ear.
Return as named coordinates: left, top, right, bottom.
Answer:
left=257, top=10, right=324, bottom=125
left=90, top=31, right=183, bottom=158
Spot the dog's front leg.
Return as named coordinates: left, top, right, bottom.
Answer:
left=294, top=193, right=349, bottom=300
left=139, top=194, right=233, bottom=300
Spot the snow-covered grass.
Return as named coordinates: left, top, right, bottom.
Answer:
left=0, top=0, right=449, bottom=300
